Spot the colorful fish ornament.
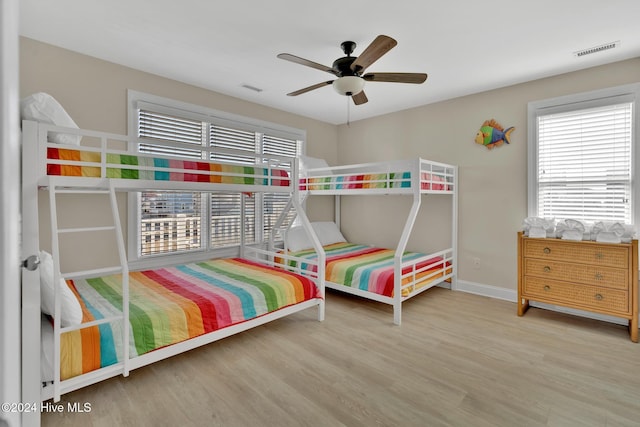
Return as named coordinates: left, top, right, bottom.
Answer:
left=474, top=119, right=514, bottom=150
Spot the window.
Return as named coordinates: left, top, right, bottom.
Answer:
left=528, top=84, right=640, bottom=225
left=127, top=91, right=304, bottom=261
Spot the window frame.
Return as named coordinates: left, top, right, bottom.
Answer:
left=527, top=83, right=640, bottom=226
left=126, top=90, right=305, bottom=266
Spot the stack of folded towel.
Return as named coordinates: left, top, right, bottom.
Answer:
left=522, top=217, right=556, bottom=238
left=556, top=219, right=589, bottom=241
left=591, top=221, right=635, bottom=243
left=522, top=217, right=635, bottom=243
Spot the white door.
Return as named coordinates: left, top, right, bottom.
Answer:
left=0, top=0, right=23, bottom=426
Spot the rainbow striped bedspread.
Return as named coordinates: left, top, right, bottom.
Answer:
left=58, top=258, right=319, bottom=380
left=299, top=172, right=448, bottom=191
left=284, top=242, right=450, bottom=297
left=46, top=147, right=290, bottom=186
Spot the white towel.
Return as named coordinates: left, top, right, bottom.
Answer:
left=592, top=221, right=635, bottom=243
left=523, top=217, right=555, bottom=238
left=556, top=219, right=587, bottom=241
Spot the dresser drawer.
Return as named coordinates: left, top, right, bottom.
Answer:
left=522, top=276, right=630, bottom=315
left=523, top=239, right=629, bottom=268
left=523, top=259, right=628, bottom=290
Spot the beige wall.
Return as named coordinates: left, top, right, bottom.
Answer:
left=20, top=36, right=640, bottom=292
left=337, top=58, right=640, bottom=291
left=20, top=37, right=338, bottom=272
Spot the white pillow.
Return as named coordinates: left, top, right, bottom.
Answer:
left=39, top=250, right=83, bottom=327
left=312, top=221, right=347, bottom=246
left=285, top=226, right=314, bottom=252
left=21, top=92, right=82, bottom=145
left=299, top=155, right=330, bottom=172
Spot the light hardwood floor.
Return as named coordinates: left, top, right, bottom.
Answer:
left=42, top=288, right=640, bottom=427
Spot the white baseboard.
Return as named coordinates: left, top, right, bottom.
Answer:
left=455, top=279, right=639, bottom=328
left=454, top=280, right=516, bottom=302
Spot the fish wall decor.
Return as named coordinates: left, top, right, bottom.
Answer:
left=474, top=119, right=514, bottom=150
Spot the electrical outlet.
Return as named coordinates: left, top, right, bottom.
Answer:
left=472, top=257, right=481, bottom=269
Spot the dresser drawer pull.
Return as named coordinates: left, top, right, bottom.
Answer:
left=544, top=285, right=551, bottom=291
left=543, top=266, right=551, bottom=273
left=595, top=293, right=604, bottom=301
left=543, top=247, right=551, bottom=254
left=594, top=272, right=603, bottom=281
left=595, top=252, right=604, bottom=259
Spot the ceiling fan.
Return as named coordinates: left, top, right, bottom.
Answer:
left=277, top=35, right=428, bottom=105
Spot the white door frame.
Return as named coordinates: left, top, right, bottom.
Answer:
left=0, top=0, right=23, bottom=426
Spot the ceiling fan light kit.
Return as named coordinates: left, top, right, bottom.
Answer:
left=278, top=35, right=427, bottom=105
left=333, top=76, right=365, bottom=96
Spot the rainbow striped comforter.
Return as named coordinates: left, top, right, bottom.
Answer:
left=46, top=147, right=290, bottom=186
left=59, top=258, right=318, bottom=380
left=299, top=172, right=448, bottom=191
left=285, top=242, right=450, bottom=297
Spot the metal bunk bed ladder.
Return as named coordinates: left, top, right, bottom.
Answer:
left=47, top=179, right=130, bottom=402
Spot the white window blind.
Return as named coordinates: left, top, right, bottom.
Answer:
left=536, top=101, right=633, bottom=223
left=138, top=110, right=205, bottom=256
left=130, top=93, right=304, bottom=259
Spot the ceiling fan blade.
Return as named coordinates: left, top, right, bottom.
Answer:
left=277, top=53, right=337, bottom=75
left=350, top=35, right=397, bottom=73
left=363, top=72, right=428, bottom=84
left=287, top=81, right=334, bottom=96
left=352, top=91, right=368, bottom=105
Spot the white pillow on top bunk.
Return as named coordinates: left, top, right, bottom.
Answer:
left=299, top=155, right=330, bottom=172
left=38, top=250, right=83, bottom=327
left=20, top=92, right=82, bottom=146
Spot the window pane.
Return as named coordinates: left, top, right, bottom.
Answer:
left=537, top=102, right=632, bottom=223
left=210, top=193, right=255, bottom=247
left=140, top=192, right=202, bottom=255
left=132, top=96, right=305, bottom=259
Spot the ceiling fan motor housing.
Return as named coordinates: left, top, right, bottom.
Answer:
left=333, top=56, right=359, bottom=77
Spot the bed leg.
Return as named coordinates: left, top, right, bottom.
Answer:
left=393, top=304, right=401, bottom=326
left=317, top=300, right=325, bottom=322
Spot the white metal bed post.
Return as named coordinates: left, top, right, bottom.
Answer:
left=108, top=182, right=130, bottom=377
left=291, top=159, right=325, bottom=321
left=292, top=195, right=325, bottom=321
left=334, top=194, right=341, bottom=230
left=240, top=193, right=246, bottom=259
left=393, top=159, right=422, bottom=325
left=48, top=185, right=63, bottom=402
left=451, top=165, right=459, bottom=290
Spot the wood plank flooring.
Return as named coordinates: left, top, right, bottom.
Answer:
left=41, top=288, right=640, bottom=427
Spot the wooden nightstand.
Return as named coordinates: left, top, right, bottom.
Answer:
left=517, top=231, right=638, bottom=342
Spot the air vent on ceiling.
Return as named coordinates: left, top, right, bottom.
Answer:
left=574, top=41, right=620, bottom=57
left=241, top=84, right=263, bottom=93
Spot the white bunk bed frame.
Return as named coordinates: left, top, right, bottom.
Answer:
left=299, top=157, right=458, bottom=325
left=20, top=120, right=325, bottom=412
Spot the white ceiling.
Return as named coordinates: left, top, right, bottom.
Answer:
left=19, top=0, right=640, bottom=125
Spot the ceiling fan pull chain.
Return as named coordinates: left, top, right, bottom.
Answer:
left=347, top=97, right=351, bottom=126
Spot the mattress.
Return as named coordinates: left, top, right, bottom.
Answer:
left=283, top=242, right=450, bottom=297
left=43, top=257, right=319, bottom=381
left=46, top=147, right=290, bottom=186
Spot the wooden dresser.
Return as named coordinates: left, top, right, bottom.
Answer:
left=517, top=231, right=638, bottom=342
